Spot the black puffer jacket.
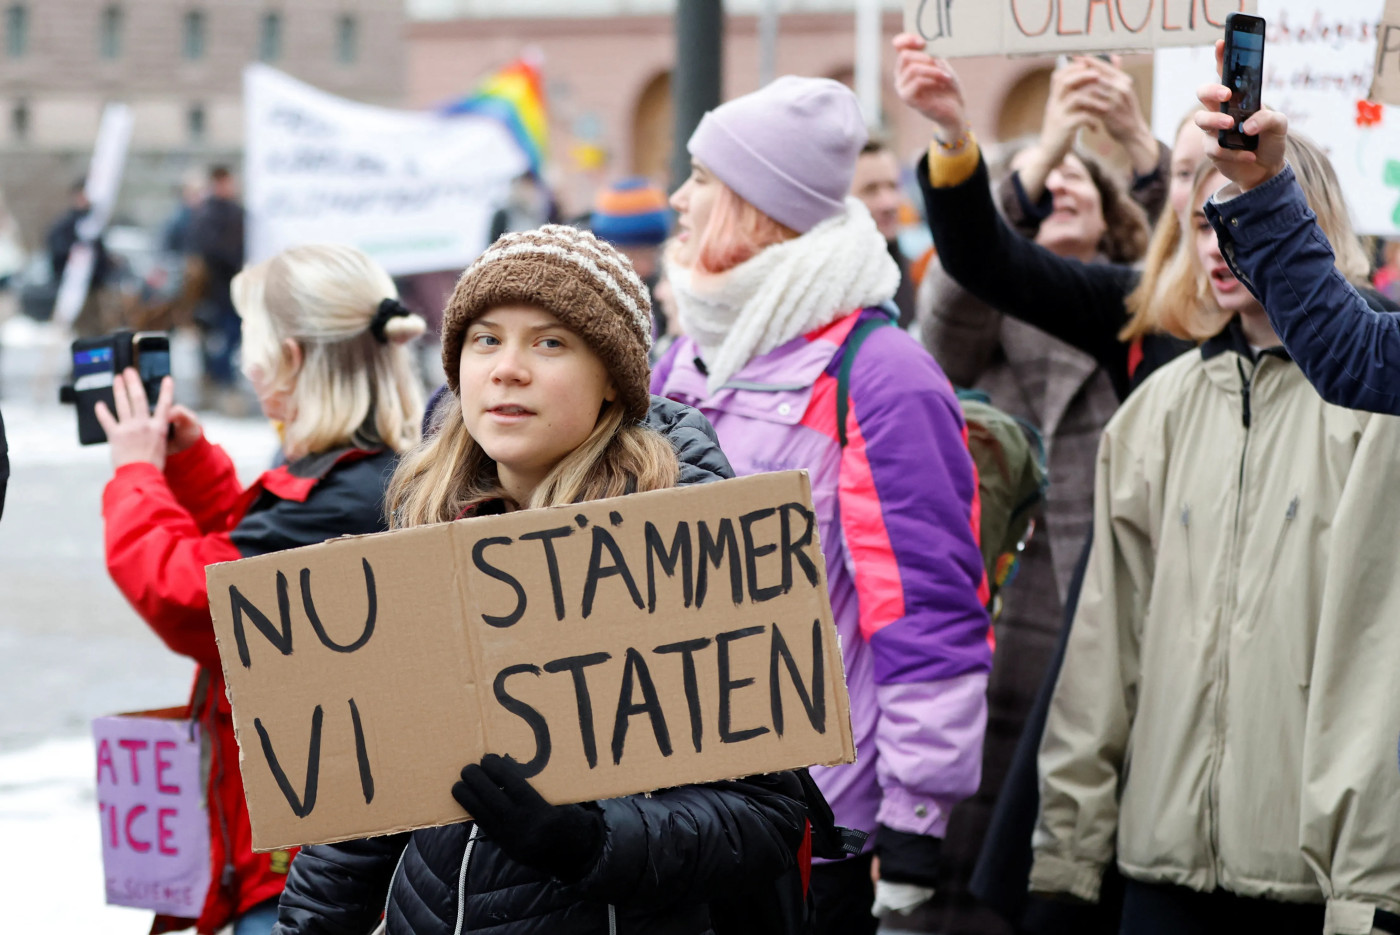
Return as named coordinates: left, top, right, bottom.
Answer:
left=276, top=773, right=809, bottom=935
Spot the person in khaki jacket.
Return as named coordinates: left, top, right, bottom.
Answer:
left=1031, top=140, right=1400, bottom=935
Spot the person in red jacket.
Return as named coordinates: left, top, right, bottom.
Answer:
left=98, top=244, right=426, bottom=935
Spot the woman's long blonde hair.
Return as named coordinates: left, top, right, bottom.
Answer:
left=232, top=244, right=426, bottom=459
left=386, top=382, right=679, bottom=528
left=1153, top=134, right=1372, bottom=342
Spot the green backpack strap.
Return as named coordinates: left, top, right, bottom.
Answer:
left=836, top=313, right=897, bottom=448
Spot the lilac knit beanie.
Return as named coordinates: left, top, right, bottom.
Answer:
left=687, top=76, right=867, bottom=234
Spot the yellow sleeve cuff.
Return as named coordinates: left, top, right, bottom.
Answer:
left=926, top=134, right=982, bottom=189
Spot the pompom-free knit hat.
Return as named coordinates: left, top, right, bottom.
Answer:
left=688, top=76, right=868, bottom=234
left=441, top=225, right=654, bottom=421
left=591, top=178, right=671, bottom=247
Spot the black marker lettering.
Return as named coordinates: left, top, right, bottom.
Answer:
left=300, top=559, right=376, bottom=653
left=348, top=698, right=374, bottom=804
left=769, top=620, right=827, bottom=736
left=740, top=507, right=782, bottom=602
left=716, top=626, right=770, bottom=744
left=543, top=652, right=612, bottom=769
left=493, top=664, right=551, bottom=777
left=779, top=503, right=821, bottom=590
left=230, top=582, right=292, bottom=668
left=519, top=525, right=575, bottom=621
left=655, top=638, right=711, bottom=753
left=697, top=518, right=743, bottom=608
left=582, top=525, right=644, bottom=618
left=254, top=706, right=322, bottom=818
left=473, top=537, right=526, bottom=628
left=645, top=521, right=693, bottom=612
left=611, top=648, right=672, bottom=764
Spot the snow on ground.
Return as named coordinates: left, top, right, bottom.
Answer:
left=0, top=738, right=155, bottom=932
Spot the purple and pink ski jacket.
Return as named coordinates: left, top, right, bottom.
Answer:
left=652, top=307, right=991, bottom=845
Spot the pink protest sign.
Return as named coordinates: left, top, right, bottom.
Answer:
left=92, top=709, right=210, bottom=917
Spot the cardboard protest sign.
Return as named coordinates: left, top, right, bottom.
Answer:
left=92, top=710, right=211, bottom=917
left=1371, top=0, right=1400, bottom=104
left=906, top=0, right=1256, bottom=57
left=244, top=64, right=529, bottom=276
left=1153, top=0, right=1400, bottom=233
left=206, top=471, right=856, bottom=852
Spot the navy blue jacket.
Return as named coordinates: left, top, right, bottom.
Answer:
left=1207, top=164, right=1400, bottom=414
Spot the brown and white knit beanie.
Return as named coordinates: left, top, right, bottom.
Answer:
left=441, top=225, right=654, bottom=421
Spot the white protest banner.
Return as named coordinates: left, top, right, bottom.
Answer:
left=54, top=102, right=132, bottom=326
left=244, top=64, right=530, bottom=276
left=906, top=0, right=1256, bottom=58
left=206, top=471, right=856, bottom=852
left=1154, top=1, right=1398, bottom=233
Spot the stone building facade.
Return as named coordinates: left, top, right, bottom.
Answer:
left=0, top=0, right=404, bottom=247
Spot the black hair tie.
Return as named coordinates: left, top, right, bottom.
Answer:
left=370, top=298, right=412, bottom=344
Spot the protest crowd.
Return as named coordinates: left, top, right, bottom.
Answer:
left=11, top=14, right=1400, bottom=935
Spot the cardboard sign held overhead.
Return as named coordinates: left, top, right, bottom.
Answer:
left=207, top=471, right=856, bottom=852
left=905, top=0, right=1257, bottom=58
left=1372, top=0, right=1400, bottom=105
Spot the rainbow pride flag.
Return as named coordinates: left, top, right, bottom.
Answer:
left=441, top=58, right=548, bottom=176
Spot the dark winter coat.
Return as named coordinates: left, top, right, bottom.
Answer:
left=275, top=773, right=810, bottom=935
left=104, top=438, right=400, bottom=933
left=916, top=153, right=1192, bottom=401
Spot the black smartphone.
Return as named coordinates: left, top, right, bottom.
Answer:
left=1219, top=12, right=1266, bottom=151
left=69, top=330, right=172, bottom=445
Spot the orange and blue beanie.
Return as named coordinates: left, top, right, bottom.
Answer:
left=590, top=178, right=670, bottom=248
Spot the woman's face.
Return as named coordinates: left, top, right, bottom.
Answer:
left=459, top=304, right=617, bottom=498
left=1192, top=170, right=1262, bottom=316
left=1170, top=119, right=1207, bottom=220
left=1036, top=153, right=1107, bottom=261
left=669, top=160, right=721, bottom=269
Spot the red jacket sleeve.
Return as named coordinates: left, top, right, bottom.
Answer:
left=104, top=461, right=243, bottom=671
left=163, top=435, right=247, bottom=534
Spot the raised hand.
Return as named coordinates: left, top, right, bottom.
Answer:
left=1195, top=40, right=1287, bottom=192
left=94, top=370, right=176, bottom=471
left=1078, top=55, right=1160, bottom=175
left=893, top=33, right=968, bottom=142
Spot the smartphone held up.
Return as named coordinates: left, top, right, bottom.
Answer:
left=59, top=330, right=172, bottom=445
left=1219, top=12, right=1266, bottom=151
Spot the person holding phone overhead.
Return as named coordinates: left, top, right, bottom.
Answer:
left=99, top=245, right=427, bottom=935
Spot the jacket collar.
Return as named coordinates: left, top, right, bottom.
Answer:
left=1199, top=316, right=1292, bottom=364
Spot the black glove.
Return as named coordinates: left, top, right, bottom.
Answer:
left=451, top=754, right=604, bottom=882
left=874, top=824, right=942, bottom=887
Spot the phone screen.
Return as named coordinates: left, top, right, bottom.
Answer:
left=1221, top=18, right=1265, bottom=150
left=134, top=335, right=171, bottom=385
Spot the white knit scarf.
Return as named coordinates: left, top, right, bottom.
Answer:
left=668, top=197, right=901, bottom=394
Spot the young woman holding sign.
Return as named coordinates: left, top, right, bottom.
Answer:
left=272, top=225, right=816, bottom=935
left=99, top=244, right=427, bottom=935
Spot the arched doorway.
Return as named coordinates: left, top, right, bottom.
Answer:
left=631, top=71, right=672, bottom=183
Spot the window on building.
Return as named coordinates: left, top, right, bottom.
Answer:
left=99, top=5, right=122, bottom=59
left=5, top=4, right=27, bottom=58
left=259, top=11, right=281, bottom=62
left=188, top=103, right=206, bottom=143
left=183, top=9, right=205, bottom=60
left=11, top=100, right=28, bottom=141
left=335, top=13, right=357, bottom=65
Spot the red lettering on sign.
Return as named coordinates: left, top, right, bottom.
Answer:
left=1058, top=0, right=1085, bottom=35
left=118, top=738, right=148, bottom=784
left=1087, top=0, right=1116, bottom=32
left=154, top=740, right=180, bottom=794
left=1163, top=0, right=1183, bottom=30
left=125, top=804, right=151, bottom=853
left=100, top=801, right=119, bottom=848
left=1011, top=0, right=1054, bottom=37
left=96, top=739, right=117, bottom=786
left=1116, top=0, right=1153, bottom=33
left=157, top=808, right=180, bottom=856
left=1201, top=0, right=1243, bottom=28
